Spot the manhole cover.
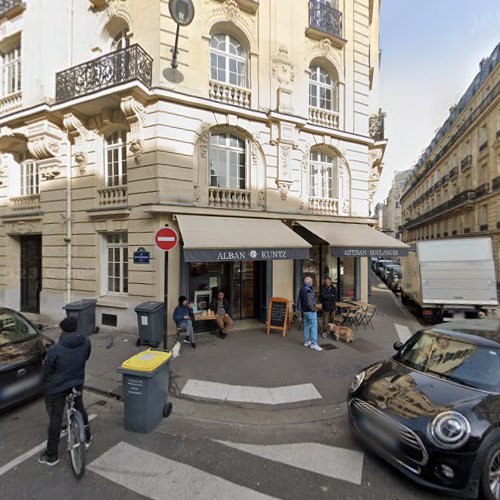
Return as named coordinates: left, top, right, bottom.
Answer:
left=319, top=344, right=337, bottom=350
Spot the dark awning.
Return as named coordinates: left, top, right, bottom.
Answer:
left=296, top=221, right=410, bottom=257
left=177, top=215, right=311, bottom=262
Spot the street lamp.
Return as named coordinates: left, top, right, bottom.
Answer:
left=169, top=0, right=195, bottom=69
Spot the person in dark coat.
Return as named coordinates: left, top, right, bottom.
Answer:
left=209, top=290, right=233, bottom=338
left=297, top=276, right=322, bottom=351
left=38, top=316, right=91, bottom=467
left=173, top=295, right=196, bottom=348
left=319, top=276, right=337, bottom=332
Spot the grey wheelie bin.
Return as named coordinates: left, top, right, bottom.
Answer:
left=134, top=301, right=164, bottom=347
left=64, top=299, right=98, bottom=336
left=117, top=349, right=173, bottom=433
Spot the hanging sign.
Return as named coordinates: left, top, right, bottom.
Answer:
left=266, top=297, right=289, bottom=337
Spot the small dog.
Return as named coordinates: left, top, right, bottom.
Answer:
left=329, top=323, right=353, bottom=343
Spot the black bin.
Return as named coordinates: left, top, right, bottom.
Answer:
left=134, top=301, right=164, bottom=347
left=64, top=299, right=97, bottom=336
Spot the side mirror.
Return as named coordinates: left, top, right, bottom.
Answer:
left=37, top=323, right=44, bottom=331
left=393, top=341, right=404, bottom=351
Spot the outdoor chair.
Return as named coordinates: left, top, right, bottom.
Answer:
left=360, top=304, right=377, bottom=329
left=344, top=307, right=360, bottom=328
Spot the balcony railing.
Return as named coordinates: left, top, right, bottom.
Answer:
left=0, top=90, right=22, bottom=114
left=55, top=44, right=153, bottom=103
left=208, top=81, right=251, bottom=108
left=97, top=185, right=128, bottom=207
left=479, top=224, right=489, bottom=232
left=309, top=107, right=339, bottom=129
left=309, top=197, right=338, bottom=215
left=449, top=166, right=458, bottom=179
left=475, top=183, right=489, bottom=198
left=460, top=154, right=472, bottom=171
left=308, top=0, right=342, bottom=39
left=441, top=174, right=449, bottom=186
left=479, top=141, right=488, bottom=153
left=10, top=194, right=40, bottom=211
left=0, top=0, right=25, bottom=19
left=208, top=187, right=251, bottom=209
left=369, top=109, right=385, bottom=141
left=493, top=176, right=500, bottom=191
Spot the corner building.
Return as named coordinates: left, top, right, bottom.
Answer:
left=0, top=0, right=397, bottom=332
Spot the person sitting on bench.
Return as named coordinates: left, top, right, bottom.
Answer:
left=209, top=290, right=233, bottom=338
left=173, top=296, right=196, bottom=348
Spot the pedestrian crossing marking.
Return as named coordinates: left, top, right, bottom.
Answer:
left=181, top=379, right=322, bottom=404
left=215, top=441, right=364, bottom=485
left=88, top=441, right=277, bottom=499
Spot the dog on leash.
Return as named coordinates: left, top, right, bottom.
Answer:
left=328, top=323, right=353, bottom=343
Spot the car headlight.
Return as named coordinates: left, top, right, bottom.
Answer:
left=430, top=411, right=471, bottom=449
left=350, top=371, right=365, bottom=393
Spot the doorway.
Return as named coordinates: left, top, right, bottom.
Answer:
left=20, top=235, right=42, bottom=313
left=231, top=261, right=268, bottom=320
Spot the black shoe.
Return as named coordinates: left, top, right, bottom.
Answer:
left=191, top=342, right=196, bottom=349
left=219, top=332, right=226, bottom=339
left=38, top=452, right=59, bottom=466
left=183, top=336, right=190, bottom=344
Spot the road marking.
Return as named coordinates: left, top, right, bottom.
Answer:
left=181, top=379, right=322, bottom=404
left=394, top=324, right=412, bottom=342
left=0, top=413, right=97, bottom=477
left=216, top=441, right=364, bottom=486
left=89, top=441, right=277, bottom=499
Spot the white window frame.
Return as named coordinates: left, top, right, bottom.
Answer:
left=209, top=132, right=248, bottom=190
left=103, top=232, right=128, bottom=295
left=210, top=34, right=248, bottom=88
left=112, top=29, right=131, bottom=51
left=1, top=43, right=21, bottom=97
left=104, top=130, right=127, bottom=187
left=309, top=66, right=337, bottom=111
left=20, top=160, right=39, bottom=196
left=309, top=150, right=338, bottom=199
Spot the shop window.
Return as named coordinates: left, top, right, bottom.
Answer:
left=309, top=65, right=337, bottom=111
left=103, top=232, right=128, bottom=295
left=104, top=131, right=127, bottom=187
left=1, top=43, right=21, bottom=97
left=20, top=159, right=39, bottom=196
left=188, top=262, right=230, bottom=312
left=209, top=132, right=247, bottom=190
left=309, top=149, right=338, bottom=199
left=210, top=34, right=248, bottom=88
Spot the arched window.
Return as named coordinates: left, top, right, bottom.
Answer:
left=104, top=131, right=127, bottom=187
left=309, top=150, right=338, bottom=199
left=210, top=34, right=247, bottom=88
left=112, top=29, right=131, bottom=51
left=309, top=65, right=337, bottom=111
left=209, top=132, right=247, bottom=190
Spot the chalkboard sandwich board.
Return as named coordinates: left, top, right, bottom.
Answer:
left=266, top=297, right=289, bottom=337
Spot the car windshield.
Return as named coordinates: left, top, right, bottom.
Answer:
left=0, top=311, right=38, bottom=347
left=395, top=331, right=500, bottom=393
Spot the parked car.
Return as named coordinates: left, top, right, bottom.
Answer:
left=382, top=263, right=398, bottom=282
left=348, top=319, right=500, bottom=499
left=387, top=265, right=402, bottom=291
left=0, top=308, right=53, bottom=411
left=374, top=259, right=394, bottom=277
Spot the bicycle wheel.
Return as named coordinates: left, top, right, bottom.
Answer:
left=68, top=410, right=86, bottom=479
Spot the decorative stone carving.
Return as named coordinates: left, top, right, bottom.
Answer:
left=343, top=199, right=350, bottom=214
left=279, top=144, right=291, bottom=177
left=251, top=140, right=260, bottom=165
left=74, top=151, right=88, bottom=175
left=302, top=144, right=312, bottom=171
left=4, top=220, right=42, bottom=235
left=193, top=184, right=201, bottom=203
left=257, top=190, right=265, bottom=208
left=25, top=119, right=62, bottom=161
left=63, top=113, right=90, bottom=175
left=38, top=158, right=63, bottom=181
left=272, top=46, right=295, bottom=87
left=223, top=0, right=240, bottom=20
left=198, top=122, right=211, bottom=158
left=299, top=194, right=305, bottom=210
left=120, top=96, right=146, bottom=164
left=276, top=180, right=292, bottom=201
left=318, top=38, right=333, bottom=56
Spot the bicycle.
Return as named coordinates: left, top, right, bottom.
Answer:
left=64, top=388, right=88, bottom=479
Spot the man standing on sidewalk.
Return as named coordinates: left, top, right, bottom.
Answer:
left=319, top=276, right=337, bottom=333
left=297, top=276, right=322, bottom=351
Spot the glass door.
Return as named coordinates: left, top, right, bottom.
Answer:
left=231, top=261, right=255, bottom=320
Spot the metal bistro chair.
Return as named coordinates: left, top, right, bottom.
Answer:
left=344, top=306, right=360, bottom=328
left=360, top=304, right=377, bottom=329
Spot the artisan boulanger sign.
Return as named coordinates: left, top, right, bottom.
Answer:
left=183, top=247, right=310, bottom=262
left=330, top=247, right=409, bottom=257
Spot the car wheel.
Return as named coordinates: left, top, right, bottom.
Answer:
left=481, top=442, right=500, bottom=500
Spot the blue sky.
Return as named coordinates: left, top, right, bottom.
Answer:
left=376, top=0, right=500, bottom=203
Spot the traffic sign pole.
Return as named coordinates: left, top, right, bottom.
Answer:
left=163, top=245, right=169, bottom=351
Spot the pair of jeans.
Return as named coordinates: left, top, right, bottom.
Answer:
left=303, top=311, right=318, bottom=346
left=178, top=319, right=195, bottom=343
left=45, top=389, right=90, bottom=458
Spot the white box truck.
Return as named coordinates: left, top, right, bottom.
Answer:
left=400, top=237, right=498, bottom=322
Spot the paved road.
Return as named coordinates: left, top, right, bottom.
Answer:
left=0, top=392, right=443, bottom=500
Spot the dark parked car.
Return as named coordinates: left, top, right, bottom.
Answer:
left=348, top=320, right=500, bottom=499
left=0, top=308, right=53, bottom=411
left=373, top=259, right=393, bottom=276
left=387, top=265, right=402, bottom=291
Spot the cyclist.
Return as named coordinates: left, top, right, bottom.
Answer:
left=38, top=316, right=91, bottom=467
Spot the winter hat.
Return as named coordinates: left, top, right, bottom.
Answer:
left=60, top=316, right=78, bottom=333
left=178, top=295, right=188, bottom=305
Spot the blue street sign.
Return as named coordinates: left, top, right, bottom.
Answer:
left=133, top=247, right=150, bottom=264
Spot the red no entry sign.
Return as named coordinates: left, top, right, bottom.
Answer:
left=155, top=227, right=178, bottom=251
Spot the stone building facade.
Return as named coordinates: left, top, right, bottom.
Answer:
left=400, top=43, right=499, bottom=285
left=381, top=169, right=410, bottom=239
left=0, top=0, right=387, bottom=332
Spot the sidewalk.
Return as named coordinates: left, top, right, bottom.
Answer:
left=44, top=275, right=420, bottom=418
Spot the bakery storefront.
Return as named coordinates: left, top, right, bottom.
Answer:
left=294, top=221, right=410, bottom=300
left=176, top=215, right=311, bottom=324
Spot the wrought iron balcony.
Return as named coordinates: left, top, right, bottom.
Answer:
left=493, top=175, right=500, bottom=191
left=0, top=0, right=25, bottom=19
left=308, top=0, right=342, bottom=39
left=460, top=154, right=472, bottom=171
left=369, top=109, right=385, bottom=141
left=479, top=141, right=488, bottom=152
left=475, top=182, right=489, bottom=198
left=449, top=166, right=458, bottom=179
left=56, top=44, right=153, bottom=103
